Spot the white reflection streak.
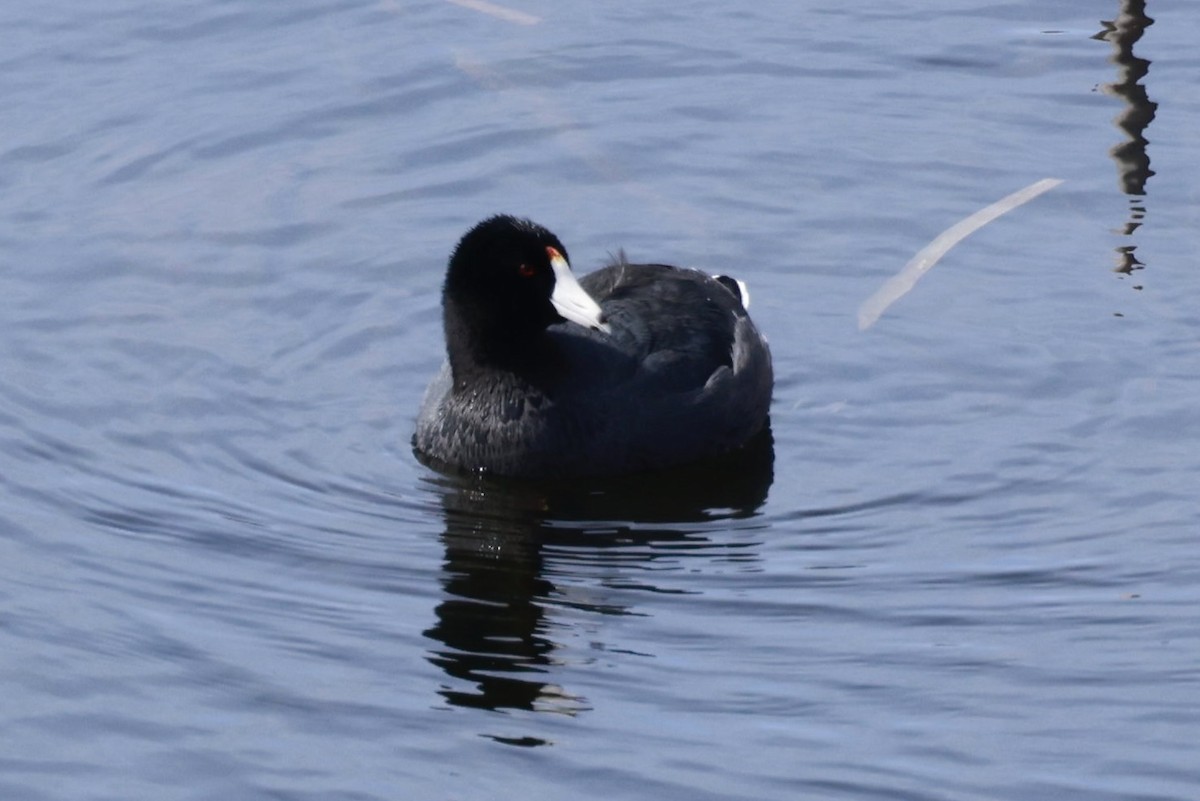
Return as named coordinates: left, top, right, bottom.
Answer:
left=857, top=178, right=1065, bottom=331
left=454, top=54, right=715, bottom=233
left=445, top=0, right=540, bottom=25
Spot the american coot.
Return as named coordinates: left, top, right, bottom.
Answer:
left=414, top=215, right=773, bottom=478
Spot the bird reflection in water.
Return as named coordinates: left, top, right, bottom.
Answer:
left=1093, top=0, right=1157, bottom=277
left=420, top=426, right=773, bottom=741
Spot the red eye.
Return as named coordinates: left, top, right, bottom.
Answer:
left=518, top=263, right=536, bottom=278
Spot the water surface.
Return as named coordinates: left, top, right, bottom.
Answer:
left=3, top=1, right=1198, bottom=799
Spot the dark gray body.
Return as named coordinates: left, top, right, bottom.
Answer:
left=414, top=261, right=773, bottom=478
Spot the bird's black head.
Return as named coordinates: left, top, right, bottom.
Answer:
left=444, top=215, right=569, bottom=337
left=442, top=215, right=607, bottom=382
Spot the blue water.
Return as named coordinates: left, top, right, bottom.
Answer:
left=3, top=1, right=1198, bottom=799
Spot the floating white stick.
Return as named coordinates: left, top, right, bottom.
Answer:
left=857, top=177, right=1065, bottom=331
left=445, top=0, right=540, bottom=25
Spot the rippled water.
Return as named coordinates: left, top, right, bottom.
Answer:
left=3, top=1, right=1198, bottom=799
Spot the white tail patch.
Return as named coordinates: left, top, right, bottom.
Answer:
left=714, top=274, right=751, bottom=309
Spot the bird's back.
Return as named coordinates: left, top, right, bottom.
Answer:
left=415, top=261, right=772, bottom=477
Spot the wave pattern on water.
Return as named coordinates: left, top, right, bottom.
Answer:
left=2, top=0, right=1199, bottom=799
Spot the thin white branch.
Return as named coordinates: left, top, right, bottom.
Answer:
left=445, top=0, right=540, bottom=26
left=857, top=178, right=1065, bottom=331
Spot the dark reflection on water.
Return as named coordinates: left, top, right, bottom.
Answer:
left=1094, top=0, right=1156, bottom=276
left=420, top=427, right=773, bottom=728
